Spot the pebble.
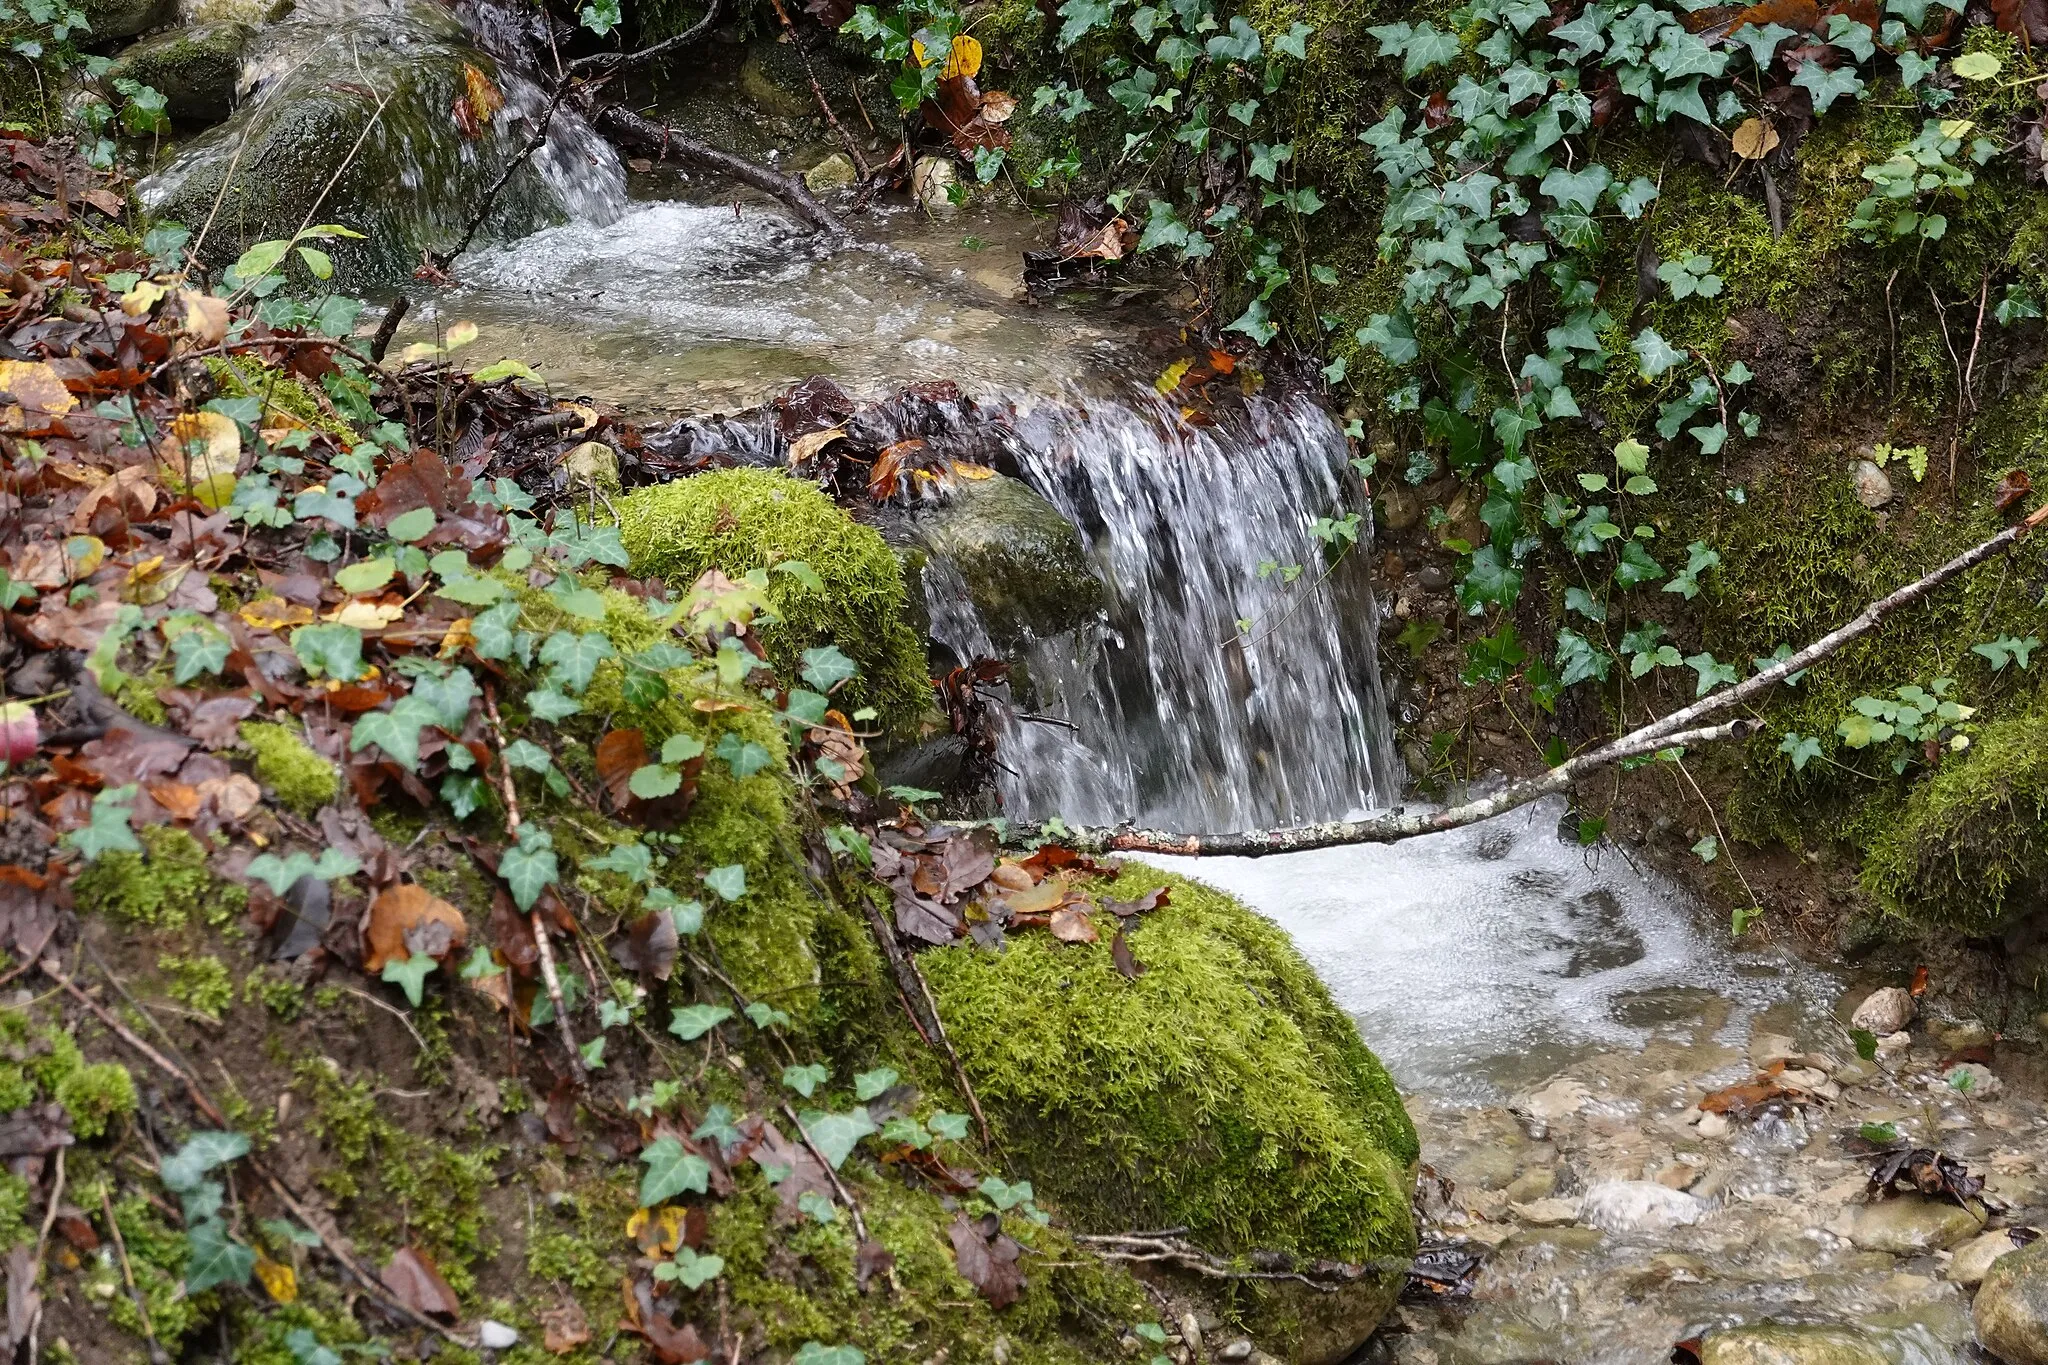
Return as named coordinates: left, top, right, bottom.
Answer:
left=1579, top=1180, right=1706, bottom=1234
left=1701, top=1321, right=1892, bottom=1364
left=478, top=1321, right=519, bottom=1350
left=1933, top=1061, right=2003, bottom=1098
left=1502, top=1166, right=1557, bottom=1203
left=1876, top=1030, right=1913, bottom=1061
left=1179, top=1311, right=1203, bottom=1355
left=1508, top=1196, right=1581, bottom=1227
left=1216, top=1341, right=1254, bottom=1363
left=1853, top=459, right=1894, bottom=509
left=1654, top=1161, right=1701, bottom=1191
left=1949, top=1229, right=2025, bottom=1286
left=1696, top=1111, right=1731, bottom=1139
left=1519, top=1076, right=1591, bottom=1122
left=1850, top=987, right=1915, bottom=1035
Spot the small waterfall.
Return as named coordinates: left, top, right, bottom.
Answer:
left=927, top=390, right=1400, bottom=832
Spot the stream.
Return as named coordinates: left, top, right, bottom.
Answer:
left=426, top=180, right=2048, bottom=1363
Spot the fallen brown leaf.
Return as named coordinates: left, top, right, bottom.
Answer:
left=363, top=883, right=469, bottom=972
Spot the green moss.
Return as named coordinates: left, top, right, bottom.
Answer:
left=29, top=1023, right=83, bottom=1093
left=159, top=953, right=236, bottom=1021
left=74, top=824, right=243, bottom=928
left=614, top=468, right=932, bottom=731
left=244, top=968, right=307, bottom=1019
left=922, top=866, right=1416, bottom=1276
left=239, top=719, right=340, bottom=815
left=0, top=1066, right=31, bottom=1114
left=55, top=1062, right=137, bottom=1140
left=0, top=1170, right=31, bottom=1248
left=1863, top=707, right=2048, bottom=933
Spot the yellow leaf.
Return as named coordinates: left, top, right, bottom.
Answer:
left=944, top=33, right=982, bottom=79
left=119, top=279, right=167, bottom=316
left=62, top=535, right=106, bottom=580
left=0, top=359, right=77, bottom=431
left=125, top=555, right=166, bottom=586
left=169, top=410, right=242, bottom=489
left=1729, top=117, right=1779, bottom=161
left=789, top=427, right=847, bottom=466
left=1154, top=357, right=1192, bottom=395
left=239, top=597, right=316, bottom=631
left=324, top=599, right=406, bottom=629
left=948, top=461, right=996, bottom=480
left=176, top=289, right=230, bottom=348
left=462, top=62, right=504, bottom=124
left=254, top=1255, right=297, bottom=1303
left=445, top=320, right=480, bottom=350
left=439, top=617, right=476, bottom=658
left=625, top=1205, right=687, bottom=1254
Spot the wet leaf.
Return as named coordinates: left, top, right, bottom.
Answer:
left=380, top=1245, right=460, bottom=1318
left=1996, top=468, right=2033, bottom=512
left=1110, top=926, right=1146, bottom=979
left=596, top=728, right=648, bottom=807
left=612, top=910, right=678, bottom=981
left=541, top=1300, right=591, bottom=1354
left=253, top=1254, right=297, bottom=1303
left=1729, top=117, right=1780, bottom=159
left=363, top=883, right=468, bottom=972
left=948, top=1213, right=1024, bottom=1308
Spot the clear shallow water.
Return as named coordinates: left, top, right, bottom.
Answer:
left=1146, top=796, right=1843, bottom=1102
left=413, top=197, right=1136, bottom=414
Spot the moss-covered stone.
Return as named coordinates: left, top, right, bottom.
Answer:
left=239, top=718, right=339, bottom=815
left=107, top=21, right=252, bottom=126
left=74, top=824, right=243, bottom=928
left=901, top=473, right=1104, bottom=652
left=614, top=467, right=933, bottom=731
left=923, top=865, right=1418, bottom=1357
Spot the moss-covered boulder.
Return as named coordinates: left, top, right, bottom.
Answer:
left=902, top=473, right=1104, bottom=653
left=616, top=468, right=934, bottom=732
left=107, top=20, right=251, bottom=126
left=135, top=0, right=620, bottom=279
left=81, top=0, right=172, bottom=39
left=923, top=865, right=1419, bottom=1362
left=1861, top=708, right=2048, bottom=934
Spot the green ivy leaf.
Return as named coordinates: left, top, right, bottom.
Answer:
left=185, top=1217, right=256, bottom=1293
left=385, top=506, right=437, bottom=544
left=782, top=1063, right=830, bottom=1098
left=1777, top=733, right=1822, bottom=770
left=853, top=1067, right=899, bottom=1101
left=64, top=784, right=142, bottom=861
left=669, top=1004, right=733, bottom=1041
left=638, top=1136, right=711, bottom=1207
left=291, top=623, right=367, bottom=681
left=499, top=828, right=559, bottom=910
left=797, top=1107, right=878, bottom=1168
left=381, top=951, right=437, bottom=1007
left=160, top=1130, right=251, bottom=1192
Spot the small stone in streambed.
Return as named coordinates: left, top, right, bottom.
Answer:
left=479, top=1321, right=519, bottom=1350
left=1846, top=1195, right=1984, bottom=1254
left=1578, top=1180, right=1705, bottom=1234
left=1933, top=1061, right=2002, bottom=1098
left=1850, top=986, right=1915, bottom=1035
left=1653, top=1161, right=1701, bottom=1191
left=1518, top=1076, right=1591, bottom=1122
left=1949, top=1229, right=2026, bottom=1286
left=1216, top=1341, right=1254, bottom=1362
left=1698, top=1321, right=1894, bottom=1365
left=803, top=153, right=857, bottom=192
left=1447, top=1146, right=1519, bottom=1192
left=1502, top=1166, right=1557, bottom=1203
left=1508, top=1196, right=1579, bottom=1227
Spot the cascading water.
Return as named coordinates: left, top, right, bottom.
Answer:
left=927, top=391, right=1400, bottom=833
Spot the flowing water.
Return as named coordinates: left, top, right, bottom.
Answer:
left=442, top=181, right=2045, bottom=1362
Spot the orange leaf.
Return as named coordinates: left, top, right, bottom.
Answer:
left=363, top=883, right=469, bottom=972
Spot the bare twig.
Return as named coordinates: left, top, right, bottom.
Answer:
left=1033, top=502, right=2048, bottom=857
left=781, top=1102, right=870, bottom=1242
left=764, top=0, right=870, bottom=180
left=101, top=1185, right=170, bottom=1365
left=568, top=0, right=722, bottom=77
left=434, top=76, right=576, bottom=272
left=482, top=683, right=584, bottom=1083
left=1067, top=1231, right=1408, bottom=1292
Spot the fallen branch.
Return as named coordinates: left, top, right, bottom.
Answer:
left=1068, top=1231, right=1408, bottom=1291
left=1038, top=502, right=2048, bottom=857
left=594, top=104, right=847, bottom=238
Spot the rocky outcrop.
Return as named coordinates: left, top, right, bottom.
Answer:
left=106, top=20, right=250, bottom=124
left=902, top=472, right=1103, bottom=655
left=136, top=0, right=622, bottom=280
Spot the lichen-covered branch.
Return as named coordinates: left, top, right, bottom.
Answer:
left=1040, top=503, right=2048, bottom=858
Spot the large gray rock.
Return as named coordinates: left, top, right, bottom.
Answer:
left=1847, top=1195, right=1984, bottom=1254
left=1699, top=1323, right=1892, bottom=1365
left=1977, top=1238, right=2048, bottom=1364
left=82, top=0, right=174, bottom=40
left=906, top=473, right=1103, bottom=652
left=107, top=20, right=251, bottom=125
left=136, top=0, right=622, bottom=281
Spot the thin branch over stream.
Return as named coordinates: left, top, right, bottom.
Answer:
left=1030, top=502, right=2048, bottom=858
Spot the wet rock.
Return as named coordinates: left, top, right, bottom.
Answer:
left=1933, top=1018, right=1995, bottom=1051
left=803, top=152, right=857, bottom=192
left=1518, top=1077, right=1591, bottom=1122
left=1949, top=1229, right=2024, bottom=1286
left=1377, top=483, right=1421, bottom=532
left=478, top=1320, right=519, bottom=1349
left=1847, top=1195, right=1984, bottom=1254
left=1697, top=1111, right=1731, bottom=1139
left=1578, top=1180, right=1705, bottom=1234
left=1508, top=1196, right=1579, bottom=1226
left=83, top=0, right=174, bottom=38
left=1830, top=1058, right=1875, bottom=1087
left=1975, top=1238, right=2048, bottom=1364
left=1216, top=1343, right=1254, bottom=1363
left=107, top=21, right=252, bottom=126
left=1699, top=1322, right=1893, bottom=1364
left=1932, top=1061, right=2002, bottom=1098
left=1750, top=1032, right=1803, bottom=1067
left=912, top=155, right=959, bottom=213
left=1502, top=1166, right=1556, bottom=1203
left=1446, top=1146, right=1518, bottom=1192
left=560, top=440, right=619, bottom=495
left=1850, top=986, right=1915, bottom=1035
left=139, top=0, right=620, bottom=281
left=1875, top=1030, right=1912, bottom=1061
left=1415, top=564, right=1450, bottom=591
left=1654, top=1160, right=1701, bottom=1191
left=901, top=473, right=1102, bottom=658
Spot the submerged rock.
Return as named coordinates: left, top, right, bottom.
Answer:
left=904, top=473, right=1103, bottom=656
left=922, top=867, right=1419, bottom=1364
left=1978, top=1239, right=2048, bottom=1363
left=137, top=0, right=622, bottom=280
left=1578, top=1180, right=1705, bottom=1234
left=1949, top=1228, right=2025, bottom=1286
left=107, top=20, right=251, bottom=126
left=1846, top=1195, right=1984, bottom=1254
left=1698, top=1322, right=1893, bottom=1364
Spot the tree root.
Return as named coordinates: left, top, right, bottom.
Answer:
left=1067, top=1231, right=1410, bottom=1293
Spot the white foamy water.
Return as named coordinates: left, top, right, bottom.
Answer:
left=1146, top=796, right=1842, bottom=1101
